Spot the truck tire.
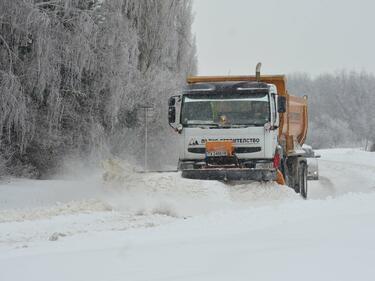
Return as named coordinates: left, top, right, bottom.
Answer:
left=299, top=162, right=308, bottom=199
left=285, top=156, right=299, bottom=193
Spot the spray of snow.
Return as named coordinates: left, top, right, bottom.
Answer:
left=0, top=158, right=297, bottom=224
left=100, top=159, right=298, bottom=218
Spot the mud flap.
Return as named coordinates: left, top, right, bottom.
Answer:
left=276, top=169, right=286, bottom=185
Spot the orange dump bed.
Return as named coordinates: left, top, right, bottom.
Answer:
left=187, top=75, right=308, bottom=155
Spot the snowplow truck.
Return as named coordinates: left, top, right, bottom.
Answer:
left=168, top=64, right=309, bottom=198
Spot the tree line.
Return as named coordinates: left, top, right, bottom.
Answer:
left=0, top=0, right=196, bottom=178
left=288, top=72, right=375, bottom=151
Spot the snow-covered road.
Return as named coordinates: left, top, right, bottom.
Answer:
left=309, top=149, right=375, bottom=199
left=0, top=149, right=374, bottom=281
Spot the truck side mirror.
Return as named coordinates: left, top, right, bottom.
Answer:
left=168, top=95, right=181, bottom=130
left=168, top=106, right=176, bottom=124
left=278, top=96, right=286, bottom=113
left=168, top=97, right=176, bottom=107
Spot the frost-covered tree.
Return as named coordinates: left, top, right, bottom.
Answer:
left=0, top=0, right=197, bottom=177
left=288, top=71, right=375, bottom=150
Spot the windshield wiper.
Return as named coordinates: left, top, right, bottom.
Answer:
left=184, top=123, right=219, bottom=128
left=185, top=123, right=266, bottom=128
left=227, top=123, right=266, bottom=127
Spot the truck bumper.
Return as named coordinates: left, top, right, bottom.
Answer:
left=181, top=168, right=277, bottom=181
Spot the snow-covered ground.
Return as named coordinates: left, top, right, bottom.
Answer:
left=1, top=149, right=374, bottom=281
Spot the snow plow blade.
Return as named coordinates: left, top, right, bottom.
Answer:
left=181, top=168, right=277, bottom=181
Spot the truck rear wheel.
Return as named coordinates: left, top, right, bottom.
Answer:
left=299, top=163, right=308, bottom=199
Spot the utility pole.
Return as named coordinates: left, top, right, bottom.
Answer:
left=138, top=105, right=154, bottom=171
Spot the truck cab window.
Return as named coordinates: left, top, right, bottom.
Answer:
left=181, top=92, right=270, bottom=126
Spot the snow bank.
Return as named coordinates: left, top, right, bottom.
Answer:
left=0, top=161, right=297, bottom=245
left=1, top=191, right=375, bottom=281
left=0, top=149, right=375, bottom=280
left=0, top=199, right=112, bottom=223
left=0, top=169, right=297, bottom=223
left=1, top=148, right=374, bottom=253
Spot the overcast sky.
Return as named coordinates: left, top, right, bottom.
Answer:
left=192, top=0, right=375, bottom=76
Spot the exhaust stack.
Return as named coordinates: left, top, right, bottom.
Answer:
left=256, top=62, right=262, bottom=81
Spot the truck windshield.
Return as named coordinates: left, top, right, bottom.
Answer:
left=181, top=92, right=270, bottom=126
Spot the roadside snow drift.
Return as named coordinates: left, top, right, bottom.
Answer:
left=0, top=148, right=374, bottom=281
